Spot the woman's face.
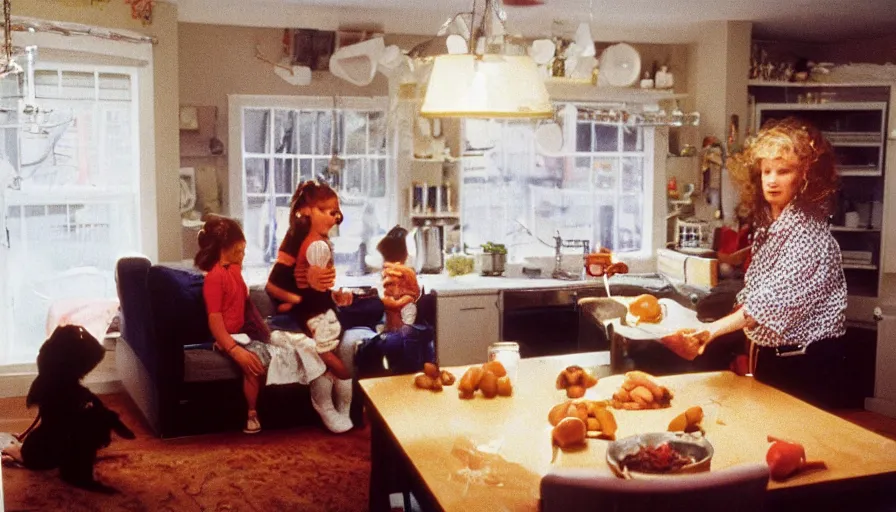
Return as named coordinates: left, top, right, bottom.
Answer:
left=222, top=241, right=246, bottom=266
left=760, top=151, right=803, bottom=217
left=304, top=197, right=342, bottom=236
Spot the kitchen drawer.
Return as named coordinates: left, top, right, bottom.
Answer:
left=436, top=293, right=500, bottom=366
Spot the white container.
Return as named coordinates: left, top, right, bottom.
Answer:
left=488, top=341, right=520, bottom=384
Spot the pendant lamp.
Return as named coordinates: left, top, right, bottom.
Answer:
left=419, top=0, right=553, bottom=119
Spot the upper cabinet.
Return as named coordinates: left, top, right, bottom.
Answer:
left=750, top=83, right=892, bottom=299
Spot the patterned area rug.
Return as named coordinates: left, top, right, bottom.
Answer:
left=1, top=394, right=371, bottom=512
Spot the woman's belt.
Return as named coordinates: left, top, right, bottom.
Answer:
left=748, top=341, right=808, bottom=375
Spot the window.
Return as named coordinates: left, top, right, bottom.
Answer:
left=233, top=96, right=393, bottom=273
left=461, top=106, right=655, bottom=261
left=1, top=65, right=142, bottom=364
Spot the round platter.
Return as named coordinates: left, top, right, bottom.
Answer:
left=598, top=43, right=641, bottom=87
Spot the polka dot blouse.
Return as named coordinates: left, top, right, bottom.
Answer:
left=736, top=204, right=847, bottom=348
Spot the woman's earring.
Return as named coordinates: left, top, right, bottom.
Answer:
left=800, top=178, right=809, bottom=195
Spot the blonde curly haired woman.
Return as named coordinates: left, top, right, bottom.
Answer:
left=664, top=117, right=847, bottom=407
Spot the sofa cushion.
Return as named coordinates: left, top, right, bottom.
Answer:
left=147, top=265, right=215, bottom=348
left=183, top=348, right=241, bottom=382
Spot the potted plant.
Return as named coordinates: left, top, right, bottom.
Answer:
left=480, top=242, right=507, bottom=276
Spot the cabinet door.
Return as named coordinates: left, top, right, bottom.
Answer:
left=436, top=293, right=500, bottom=366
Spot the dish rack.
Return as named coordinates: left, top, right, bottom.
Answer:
left=674, top=219, right=714, bottom=250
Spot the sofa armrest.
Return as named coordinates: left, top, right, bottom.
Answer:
left=115, top=256, right=157, bottom=375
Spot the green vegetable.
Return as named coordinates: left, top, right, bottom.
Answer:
left=481, top=242, right=507, bottom=255
left=445, top=255, right=475, bottom=276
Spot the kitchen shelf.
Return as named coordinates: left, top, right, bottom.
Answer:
left=747, top=80, right=895, bottom=88
left=842, top=263, right=878, bottom=270
left=412, top=157, right=459, bottom=163
left=830, top=226, right=881, bottom=232
left=545, top=81, right=687, bottom=104
left=753, top=101, right=887, bottom=111
left=840, top=169, right=882, bottom=177
left=410, top=212, right=460, bottom=220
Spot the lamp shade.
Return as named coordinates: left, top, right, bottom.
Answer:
left=420, top=54, right=553, bottom=119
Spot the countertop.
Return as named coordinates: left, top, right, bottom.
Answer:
left=242, top=263, right=707, bottom=300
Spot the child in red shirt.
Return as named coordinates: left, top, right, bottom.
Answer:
left=196, top=215, right=270, bottom=434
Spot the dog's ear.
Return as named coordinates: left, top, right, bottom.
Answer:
left=37, top=325, right=105, bottom=380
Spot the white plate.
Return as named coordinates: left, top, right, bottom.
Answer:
left=598, top=43, right=641, bottom=87
left=609, top=298, right=707, bottom=340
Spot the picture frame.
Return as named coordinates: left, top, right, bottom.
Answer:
left=179, top=106, right=199, bottom=131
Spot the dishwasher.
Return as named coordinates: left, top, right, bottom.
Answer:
left=502, top=289, right=606, bottom=359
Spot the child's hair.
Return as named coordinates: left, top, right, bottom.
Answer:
left=194, top=215, right=246, bottom=271
left=287, top=179, right=343, bottom=244
left=376, top=225, right=409, bottom=263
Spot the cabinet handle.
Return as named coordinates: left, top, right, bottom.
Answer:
left=460, top=306, right=486, bottom=312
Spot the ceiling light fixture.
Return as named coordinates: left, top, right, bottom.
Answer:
left=420, top=0, right=553, bottom=119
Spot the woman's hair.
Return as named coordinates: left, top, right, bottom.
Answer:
left=194, top=215, right=246, bottom=271
left=376, top=225, right=409, bottom=263
left=287, top=179, right=343, bottom=243
left=728, top=116, right=839, bottom=227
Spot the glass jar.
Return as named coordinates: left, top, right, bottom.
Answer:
left=488, top=342, right=520, bottom=384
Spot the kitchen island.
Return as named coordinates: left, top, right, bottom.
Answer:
left=361, top=352, right=896, bottom=512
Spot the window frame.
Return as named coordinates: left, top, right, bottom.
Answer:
left=228, top=94, right=394, bottom=269
left=461, top=102, right=661, bottom=261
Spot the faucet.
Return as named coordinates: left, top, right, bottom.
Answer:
left=552, top=231, right=591, bottom=280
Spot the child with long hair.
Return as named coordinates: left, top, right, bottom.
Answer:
left=265, top=180, right=355, bottom=433
left=195, top=215, right=271, bottom=434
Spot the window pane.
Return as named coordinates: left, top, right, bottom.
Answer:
left=34, top=70, right=59, bottom=99
left=299, top=111, right=316, bottom=155
left=575, top=122, right=592, bottom=152
left=618, top=195, right=642, bottom=252
left=274, top=158, right=296, bottom=194
left=593, top=158, right=618, bottom=191
left=622, top=125, right=643, bottom=152
left=243, top=195, right=273, bottom=266
left=314, top=158, right=330, bottom=182
left=368, top=111, right=387, bottom=155
left=369, top=159, right=387, bottom=198
left=243, top=109, right=270, bottom=153
left=567, top=157, right=591, bottom=188
left=593, top=197, right=615, bottom=250
left=60, top=71, right=95, bottom=100
left=315, top=111, right=333, bottom=155
left=244, top=158, right=269, bottom=194
left=342, top=158, right=363, bottom=195
left=342, top=111, right=367, bottom=155
left=594, top=125, right=618, bottom=152
left=299, top=159, right=313, bottom=182
left=274, top=109, right=298, bottom=154
left=98, top=73, right=131, bottom=101
left=621, top=157, right=643, bottom=193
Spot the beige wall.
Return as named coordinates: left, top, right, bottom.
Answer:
left=15, top=0, right=181, bottom=262
left=178, top=23, right=427, bottom=233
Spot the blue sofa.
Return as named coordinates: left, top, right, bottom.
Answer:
left=114, top=256, right=361, bottom=438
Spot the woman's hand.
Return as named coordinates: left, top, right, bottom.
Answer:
left=661, top=328, right=711, bottom=360
left=230, top=345, right=265, bottom=377
left=307, top=265, right=337, bottom=291
left=333, top=288, right=354, bottom=307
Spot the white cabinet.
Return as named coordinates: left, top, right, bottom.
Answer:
left=435, top=293, right=500, bottom=366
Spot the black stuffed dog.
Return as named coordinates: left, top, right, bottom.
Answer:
left=21, top=325, right=135, bottom=493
